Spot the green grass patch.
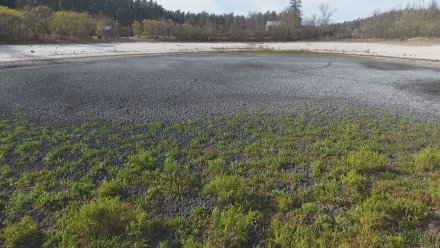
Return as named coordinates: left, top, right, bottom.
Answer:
left=414, top=148, right=440, bottom=171
left=345, top=150, right=390, bottom=173
left=0, top=110, right=439, bottom=247
left=2, top=216, right=44, bottom=248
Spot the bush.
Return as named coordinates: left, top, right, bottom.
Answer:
left=207, top=206, right=260, bottom=247
left=3, top=216, right=44, bottom=248
left=0, top=6, right=24, bottom=38
left=414, top=148, right=440, bottom=171
left=50, top=11, right=96, bottom=38
left=25, top=6, right=52, bottom=39
left=346, top=150, right=390, bottom=172
left=131, top=21, right=143, bottom=38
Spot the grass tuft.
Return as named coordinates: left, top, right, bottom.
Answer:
left=207, top=206, right=260, bottom=247
left=128, top=150, right=157, bottom=171
left=346, top=150, right=390, bottom=173
left=414, top=148, right=440, bottom=171
left=3, top=216, right=44, bottom=248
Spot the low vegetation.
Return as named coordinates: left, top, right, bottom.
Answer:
left=0, top=5, right=131, bottom=40
left=330, top=0, right=440, bottom=39
left=0, top=110, right=439, bottom=247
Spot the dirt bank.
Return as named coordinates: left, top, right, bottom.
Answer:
left=1, top=41, right=440, bottom=65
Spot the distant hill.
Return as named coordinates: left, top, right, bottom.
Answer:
left=332, top=1, right=440, bottom=39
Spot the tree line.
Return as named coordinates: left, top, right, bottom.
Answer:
left=1, top=0, right=168, bottom=25
left=331, top=0, right=440, bottom=39
left=0, top=5, right=132, bottom=40
left=0, top=0, right=340, bottom=41
left=133, top=9, right=305, bottom=41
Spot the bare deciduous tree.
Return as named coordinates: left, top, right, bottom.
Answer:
left=318, top=3, right=336, bottom=27
left=372, top=8, right=381, bottom=17
left=303, top=14, right=318, bottom=27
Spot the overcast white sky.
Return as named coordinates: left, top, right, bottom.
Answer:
left=155, top=0, right=421, bottom=22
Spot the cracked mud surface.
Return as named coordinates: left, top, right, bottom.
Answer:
left=1, top=54, right=440, bottom=123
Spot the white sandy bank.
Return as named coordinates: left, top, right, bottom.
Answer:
left=1, top=41, right=440, bottom=63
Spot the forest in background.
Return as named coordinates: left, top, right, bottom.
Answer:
left=334, top=1, right=440, bottom=39
left=1, top=0, right=440, bottom=42
left=0, top=0, right=315, bottom=41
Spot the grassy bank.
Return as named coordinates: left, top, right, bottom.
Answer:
left=0, top=110, right=439, bottom=247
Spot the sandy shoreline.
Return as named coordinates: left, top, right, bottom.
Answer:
left=1, top=41, right=440, bottom=63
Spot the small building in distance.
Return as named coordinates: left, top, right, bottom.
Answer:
left=266, top=21, right=282, bottom=31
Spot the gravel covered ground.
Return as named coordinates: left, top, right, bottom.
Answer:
left=1, top=53, right=440, bottom=123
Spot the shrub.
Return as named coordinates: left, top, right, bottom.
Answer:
left=26, top=6, right=53, bottom=39
left=0, top=6, right=24, bottom=38
left=3, top=216, right=44, bottom=248
left=346, top=150, right=389, bottom=172
left=50, top=11, right=96, bottom=38
left=207, top=206, right=260, bottom=247
left=131, top=21, right=143, bottom=38
left=414, top=148, right=440, bottom=171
